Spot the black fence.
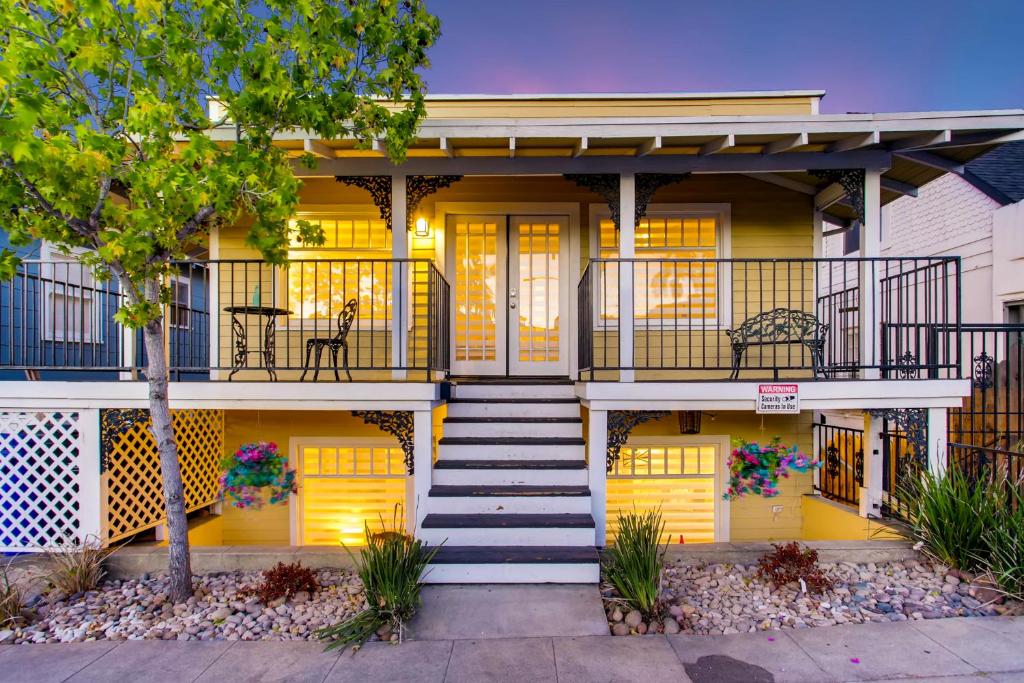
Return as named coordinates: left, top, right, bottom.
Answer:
left=948, top=442, right=1023, bottom=509
left=880, top=431, right=922, bottom=521
left=813, top=418, right=864, bottom=507
left=0, top=259, right=451, bottom=381
left=577, top=256, right=960, bottom=380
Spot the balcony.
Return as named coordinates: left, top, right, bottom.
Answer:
left=0, top=256, right=961, bottom=383
left=578, top=256, right=961, bottom=381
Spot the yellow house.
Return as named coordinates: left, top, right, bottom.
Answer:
left=3, top=90, right=1021, bottom=582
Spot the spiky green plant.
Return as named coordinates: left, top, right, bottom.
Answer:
left=603, top=508, right=667, bottom=618
left=980, top=488, right=1024, bottom=601
left=0, top=561, right=25, bottom=627
left=895, top=469, right=1005, bottom=571
left=316, top=511, right=439, bottom=650
left=41, top=535, right=111, bottom=597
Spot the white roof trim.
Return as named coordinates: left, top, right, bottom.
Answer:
left=418, top=90, right=827, bottom=101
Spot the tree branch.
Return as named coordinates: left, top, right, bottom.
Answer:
left=0, top=155, right=97, bottom=244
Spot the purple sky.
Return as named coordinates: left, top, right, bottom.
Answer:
left=424, top=0, right=1024, bottom=114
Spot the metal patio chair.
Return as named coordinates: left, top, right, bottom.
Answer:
left=301, top=298, right=358, bottom=381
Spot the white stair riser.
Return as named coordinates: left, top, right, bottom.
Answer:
left=454, top=384, right=577, bottom=400
left=433, top=468, right=588, bottom=486
left=438, top=443, right=585, bottom=461
left=446, top=402, right=580, bottom=419
left=427, top=495, right=592, bottom=515
left=419, top=526, right=594, bottom=546
left=442, top=421, right=582, bottom=439
left=423, top=563, right=599, bottom=584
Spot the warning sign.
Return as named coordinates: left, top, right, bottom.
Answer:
left=756, top=384, right=800, bottom=414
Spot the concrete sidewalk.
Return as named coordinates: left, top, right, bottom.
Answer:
left=0, top=617, right=1021, bottom=683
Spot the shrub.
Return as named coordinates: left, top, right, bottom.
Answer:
left=0, top=561, right=25, bottom=627
left=979, top=489, right=1024, bottom=601
left=603, top=508, right=667, bottom=618
left=316, top=515, right=438, bottom=650
left=247, top=562, right=319, bottom=604
left=757, top=542, right=832, bottom=593
left=42, top=535, right=111, bottom=597
left=896, top=468, right=1005, bottom=571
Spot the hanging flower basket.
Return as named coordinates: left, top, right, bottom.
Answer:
left=723, top=437, right=820, bottom=500
left=220, top=441, right=297, bottom=509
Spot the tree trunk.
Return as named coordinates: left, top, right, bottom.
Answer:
left=140, top=278, right=193, bottom=602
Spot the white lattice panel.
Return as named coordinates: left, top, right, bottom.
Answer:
left=0, top=411, right=85, bottom=551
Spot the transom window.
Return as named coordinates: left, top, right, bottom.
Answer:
left=596, top=212, right=722, bottom=323
left=285, top=214, right=393, bottom=322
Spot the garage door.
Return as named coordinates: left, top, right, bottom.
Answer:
left=607, top=442, right=720, bottom=545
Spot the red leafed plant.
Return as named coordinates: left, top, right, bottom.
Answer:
left=756, top=542, right=833, bottom=593
left=247, top=562, right=319, bottom=604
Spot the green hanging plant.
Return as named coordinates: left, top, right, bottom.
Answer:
left=220, top=441, right=297, bottom=509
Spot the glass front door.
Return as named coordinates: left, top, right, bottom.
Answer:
left=448, top=214, right=569, bottom=376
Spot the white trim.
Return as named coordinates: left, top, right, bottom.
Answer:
left=288, top=435, right=404, bottom=546
left=418, top=90, right=828, bottom=101
left=617, top=434, right=731, bottom=543
left=588, top=202, right=733, bottom=331
left=435, top=202, right=581, bottom=377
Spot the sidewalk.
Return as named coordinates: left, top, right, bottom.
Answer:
left=0, top=617, right=1020, bottom=683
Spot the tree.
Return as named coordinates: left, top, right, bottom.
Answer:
left=0, top=0, right=440, bottom=601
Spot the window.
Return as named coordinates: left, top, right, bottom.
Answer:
left=606, top=439, right=724, bottom=545
left=41, top=255, right=104, bottom=344
left=168, top=277, right=190, bottom=329
left=285, top=214, right=393, bottom=323
left=842, top=222, right=861, bottom=255
left=296, top=440, right=406, bottom=546
left=595, top=210, right=723, bottom=324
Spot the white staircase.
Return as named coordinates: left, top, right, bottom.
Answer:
left=421, top=381, right=599, bottom=584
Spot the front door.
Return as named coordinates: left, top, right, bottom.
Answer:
left=448, top=214, right=569, bottom=376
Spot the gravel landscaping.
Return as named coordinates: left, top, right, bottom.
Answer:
left=604, top=558, right=1020, bottom=636
left=2, top=568, right=368, bottom=645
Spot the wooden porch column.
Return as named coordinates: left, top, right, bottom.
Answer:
left=926, top=407, right=948, bottom=477
left=587, top=408, right=608, bottom=546
left=618, top=173, right=635, bottom=383
left=859, top=169, right=882, bottom=379
left=409, top=408, right=433, bottom=534
left=859, top=411, right=885, bottom=519
left=392, top=174, right=408, bottom=380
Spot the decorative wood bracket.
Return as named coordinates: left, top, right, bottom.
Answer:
left=407, top=175, right=463, bottom=230
left=352, top=410, right=415, bottom=474
left=100, top=408, right=149, bottom=473
left=564, top=174, right=620, bottom=229
left=606, top=410, right=671, bottom=472
left=809, top=169, right=865, bottom=222
left=635, top=173, right=689, bottom=224
left=336, top=176, right=393, bottom=230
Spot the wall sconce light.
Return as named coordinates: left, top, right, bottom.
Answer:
left=414, top=217, right=430, bottom=237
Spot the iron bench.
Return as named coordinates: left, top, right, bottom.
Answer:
left=725, top=307, right=829, bottom=379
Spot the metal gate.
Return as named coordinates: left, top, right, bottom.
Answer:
left=812, top=418, right=863, bottom=507
left=949, top=324, right=1024, bottom=450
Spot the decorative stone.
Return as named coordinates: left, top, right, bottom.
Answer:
left=662, top=618, right=681, bottom=634
left=624, top=610, right=643, bottom=628
left=611, top=623, right=630, bottom=636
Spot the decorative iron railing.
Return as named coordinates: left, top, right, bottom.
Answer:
left=947, top=442, right=1023, bottom=509
left=813, top=418, right=864, bottom=507
left=577, top=256, right=961, bottom=380
left=0, top=258, right=450, bottom=381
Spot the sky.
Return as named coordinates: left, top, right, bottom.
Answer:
left=423, top=0, right=1024, bottom=114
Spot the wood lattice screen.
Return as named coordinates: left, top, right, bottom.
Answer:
left=102, top=409, right=224, bottom=543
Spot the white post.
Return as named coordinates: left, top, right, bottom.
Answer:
left=927, top=407, right=948, bottom=477
left=859, top=169, right=882, bottom=379
left=76, top=409, right=105, bottom=543
left=812, top=209, right=824, bottom=260
left=410, top=409, right=432, bottom=534
left=859, top=411, right=885, bottom=518
left=392, top=175, right=408, bottom=380
left=811, top=411, right=822, bottom=493
left=208, top=226, right=221, bottom=381
left=587, top=408, right=608, bottom=547
left=618, top=174, right=636, bottom=383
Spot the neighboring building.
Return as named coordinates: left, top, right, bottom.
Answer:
left=2, top=91, right=1022, bottom=582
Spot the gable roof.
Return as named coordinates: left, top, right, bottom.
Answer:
left=963, top=140, right=1024, bottom=205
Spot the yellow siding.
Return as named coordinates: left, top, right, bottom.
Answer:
left=626, top=410, right=813, bottom=541
left=220, top=409, right=398, bottom=546
left=801, top=495, right=902, bottom=541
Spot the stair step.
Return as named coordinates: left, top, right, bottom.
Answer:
left=441, top=419, right=582, bottom=439
left=434, top=459, right=586, bottom=470
left=429, top=485, right=590, bottom=497
left=446, top=401, right=581, bottom=419
left=454, top=383, right=577, bottom=400
left=423, top=563, right=600, bottom=584
left=422, top=513, right=594, bottom=529
left=449, top=398, right=580, bottom=404
left=429, top=545, right=598, bottom=564
left=443, top=417, right=582, bottom=423
left=439, top=436, right=585, bottom=446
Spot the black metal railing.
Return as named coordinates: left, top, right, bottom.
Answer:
left=0, top=258, right=450, bottom=381
left=577, top=256, right=960, bottom=380
left=813, top=418, right=864, bottom=507
left=880, top=430, right=923, bottom=521
left=948, top=442, right=1023, bottom=508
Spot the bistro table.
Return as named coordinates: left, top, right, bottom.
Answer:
left=223, top=305, right=292, bottom=381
